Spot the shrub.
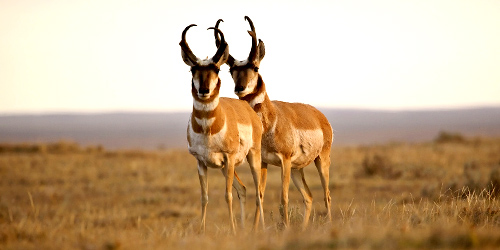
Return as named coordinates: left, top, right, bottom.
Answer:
left=361, top=154, right=401, bottom=179
left=434, top=131, right=466, bottom=144
left=464, top=161, right=483, bottom=193
left=488, top=165, right=500, bottom=197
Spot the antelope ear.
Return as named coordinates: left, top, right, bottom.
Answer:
left=179, top=24, right=199, bottom=67
left=258, top=39, right=265, bottom=61
left=215, top=44, right=229, bottom=67
left=226, top=52, right=235, bottom=67
left=181, top=49, right=197, bottom=66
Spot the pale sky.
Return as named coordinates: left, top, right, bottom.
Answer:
left=1, top=0, right=499, bottom=114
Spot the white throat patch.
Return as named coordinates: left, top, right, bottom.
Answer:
left=193, top=98, right=219, bottom=111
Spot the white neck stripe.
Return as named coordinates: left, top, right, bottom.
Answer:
left=249, top=91, right=266, bottom=108
left=195, top=117, right=216, bottom=130
left=193, top=97, right=219, bottom=111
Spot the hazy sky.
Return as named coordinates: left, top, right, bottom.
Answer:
left=1, top=0, right=499, bottom=114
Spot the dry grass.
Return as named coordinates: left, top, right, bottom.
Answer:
left=1, top=137, right=500, bottom=249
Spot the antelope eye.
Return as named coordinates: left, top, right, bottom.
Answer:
left=215, top=68, right=220, bottom=74
left=254, top=67, right=259, bottom=72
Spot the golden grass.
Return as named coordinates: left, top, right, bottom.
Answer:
left=1, top=137, right=500, bottom=249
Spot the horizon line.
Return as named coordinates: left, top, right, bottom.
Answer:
left=2, top=104, right=500, bottom=117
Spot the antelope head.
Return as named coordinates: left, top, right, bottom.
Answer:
left=180, top=24, right=229, bottom=101
left=215, top=16, right=265, bottom=98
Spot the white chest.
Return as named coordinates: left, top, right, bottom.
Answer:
left=187, top=119, right=254, bottom=169
left=188, top=119, right=226, bottom=168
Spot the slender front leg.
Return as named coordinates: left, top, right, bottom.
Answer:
left=247, top=149, right=265, bottom=231
left=197, top=162, right=208, bottom=233
left=280, top=157, right=292, bottom=227
left=221, top=156, right=236, bottom=234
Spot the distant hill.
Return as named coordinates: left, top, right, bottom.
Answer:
left=1, top=107, right=500, bottom=149
left=322, top=107, right=500, bottom=145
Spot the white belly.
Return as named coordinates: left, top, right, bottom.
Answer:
left=290, top=128, right=324, bottom=167
left=262, top=128, right=324, bottom=169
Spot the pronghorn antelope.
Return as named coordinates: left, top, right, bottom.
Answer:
left=215, top=17, right=333, bottom=228
left=180, top=24, right=265, bottom=233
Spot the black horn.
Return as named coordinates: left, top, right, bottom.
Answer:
left=247, top=30, right=258, bottom=63
left=244, top=16, right=259, bottom=63
left=213, top=19, right=235, bottom=66
left=179, top=24, right=199, bottom=66
left=214, top=19, right=224, bottom=48
left=208, top=27, right=228, bottom=66
left=244, top=16, right=255, bottom=32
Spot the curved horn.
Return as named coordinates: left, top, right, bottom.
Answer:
left=213, top=19, right=235, bottom=66
left=244, top=16, right=255, bottom=32
left=247, top=30, right=258, bottom=63
left=179, top=24, right=199, bottom=65
left=214, top=19, right=224, bottom=48
left=208, top=27, right=228, bottom=66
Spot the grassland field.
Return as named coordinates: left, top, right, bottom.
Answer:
left=1, top=133, right=500, bottom=249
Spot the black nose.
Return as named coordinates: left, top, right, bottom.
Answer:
left=199, top=88, right=209, bottom=95
left=234, top=85, right=245, bottom=92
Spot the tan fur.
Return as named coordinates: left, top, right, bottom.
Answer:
left=187, top=96, right=261, bottom=168
left=237, top=74, right=333, bottom=229
left=181, top=25, right=265, bottom=233
left=228, top=39, right=333, bottom=230
left=187, top=87, right=266, bottom=233
left=187, top=81, right=266, bottom=233
left=214, top=16, right=333, bottom=228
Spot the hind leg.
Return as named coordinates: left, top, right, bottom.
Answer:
left=291, top=168, right=313, bottom=229
left=247, top=149, right=265, bottom=231
left=233, top=171, right=247, bottom=229
left=252, top=161, right=268, bottom=230
left=314, top=151, right=332, bottom=221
